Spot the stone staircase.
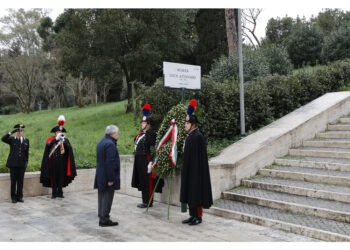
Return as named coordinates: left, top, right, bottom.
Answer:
left=210, top=116, right=350, bottom=241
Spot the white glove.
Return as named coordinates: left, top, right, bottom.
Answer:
left=147, top=162, right=152, bottom=174
left=56, top=133, right=64, bottom=141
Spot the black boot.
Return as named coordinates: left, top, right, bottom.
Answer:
left=58, top=189, right=64, bottom=198
left=182, top=216, right=194, bottom=224
left=17, top=197, right=24, bottom=202
left=11, top=198, right=17, bottom=203
left=189, top=217, right=202, bottom=226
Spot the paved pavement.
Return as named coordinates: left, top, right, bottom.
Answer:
left=0, top=191, right=316, bottom=242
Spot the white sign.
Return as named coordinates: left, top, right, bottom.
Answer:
left=163, top=62, right=201, bottom=90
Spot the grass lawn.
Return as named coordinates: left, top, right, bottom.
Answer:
left=292, top=65, right=326, bottom=75
left=0, top=101, right=139, bottom=173
left=0, top=100, right=239, bottom=173
left=0, top=98, right=240, bottom=173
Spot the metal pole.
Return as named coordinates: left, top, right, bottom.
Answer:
left=238, top=9, right=245, bottom=137
left=181, top=88, right=185, bottom=104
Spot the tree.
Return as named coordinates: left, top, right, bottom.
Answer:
left=286, top=22, right=324, bottom=68
left=0, top=52, right=45, bottom=113
left=265, top=16, right=294, bottom=46
left=321, top=24, right=350, bottom=63
left=311, top=9, right=343, bottom=36
left=52, top=9, right=193, bottom=113
left=194, top=9, right=227, bottom=75
left=225, top=9, right=238, bottom=54
left=0, top=9, right=48, bottom=113
left=242, top=8, right=262, bottom=47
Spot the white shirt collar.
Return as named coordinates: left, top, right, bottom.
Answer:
left=14, top=136, right=24, bottom=143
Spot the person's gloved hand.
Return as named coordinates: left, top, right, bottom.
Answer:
left=56, top=133, right=65, bottom=141
left=9, top=129, right=17, bottom=135
left=147, top=162, right=153, bottom=174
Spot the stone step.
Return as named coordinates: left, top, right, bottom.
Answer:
left=259, top=165, right=350, bottom=187
left=223, top=187, right=350, bottom=223
left=340, top=117, right=350, bottom=124
left=242, top=176, right=350, bottom=203
left=289, top=147, right=350, bottom=159
left=317, top=131, right=350, bottom=139
left=328, top=124, right=350, bottom=131
left=210, top=199, right=350, bottom=241
left=303, top=139, right=350, bottom=149
left=275, top=156, right=350, bottom=171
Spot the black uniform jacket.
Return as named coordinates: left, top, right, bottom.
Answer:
left=132, top=129, right=164, bottom=193
left=1, top=133, right=29, bottom=168
left=180, top=128, right=213, bottom=209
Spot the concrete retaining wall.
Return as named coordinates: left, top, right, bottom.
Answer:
left=2, top=92, right=350, bottom=204
left=0, top=155, right=233, bottom=205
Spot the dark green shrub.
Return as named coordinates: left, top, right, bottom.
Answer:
left=195, top=78, right=240, bottom=138
left=209, top=47, right=270, bottom=82
left=1, top=105, right=20, bottom=115
left=243, top=80, right=273, bottom=131
left=261, top=45, right=293, bottom=75
left=263, top=74, right=296, bottom=118
left=135, top=59, right=350, bottom=141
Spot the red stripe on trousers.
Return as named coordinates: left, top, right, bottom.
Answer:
left=197, top=206, right=203, bottom=218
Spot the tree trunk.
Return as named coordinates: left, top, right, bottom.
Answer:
left=225, top=9, right=238, bottom=55
left=120, top=62, right=134, bottom=113
left=126, top=81, right=133, bottom=113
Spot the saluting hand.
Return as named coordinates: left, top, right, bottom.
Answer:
left=9, top=129, right=17, bottom=135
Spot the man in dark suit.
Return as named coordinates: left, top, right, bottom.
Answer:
left=1, top=124, right=29, bottom=203
left=94, top=125, right=120, bottom=227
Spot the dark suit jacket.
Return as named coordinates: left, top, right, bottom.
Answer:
left=94, top=134, right=120, bottom=191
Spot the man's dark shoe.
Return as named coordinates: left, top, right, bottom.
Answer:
left=99, top=220, right=119, bottom=227
left=51, top=194, right=57, bottom=199
left=182, top=216, right=194, bottom=224
left=17, top=198, right=24, bottom=203
left=11, top=198, right=17, bottom=204
left=57, top=194, right=64, bottom=198
left=189, top=217, right=202, bottom=226
left=137, top=203, right=150, bottom=208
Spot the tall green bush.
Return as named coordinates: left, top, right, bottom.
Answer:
left=261, top=45, right=293, bottom=75
left=209, top=47, right=270, bottom=82
left=136, top=59, right=350, bottom=141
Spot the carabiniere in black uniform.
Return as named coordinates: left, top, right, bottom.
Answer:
left=131, top=103, right=163, bottom=208
left=1, top=124, right=29, bottom=203
left=131, top=126, right=157, bottom=207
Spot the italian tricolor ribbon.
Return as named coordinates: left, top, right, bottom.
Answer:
left=152, top=119, right=178, bottom=168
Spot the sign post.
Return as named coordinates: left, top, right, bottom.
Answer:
left=237, top=9, right=246, bottom=137
left=163, top=62, right=201, bottom=103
